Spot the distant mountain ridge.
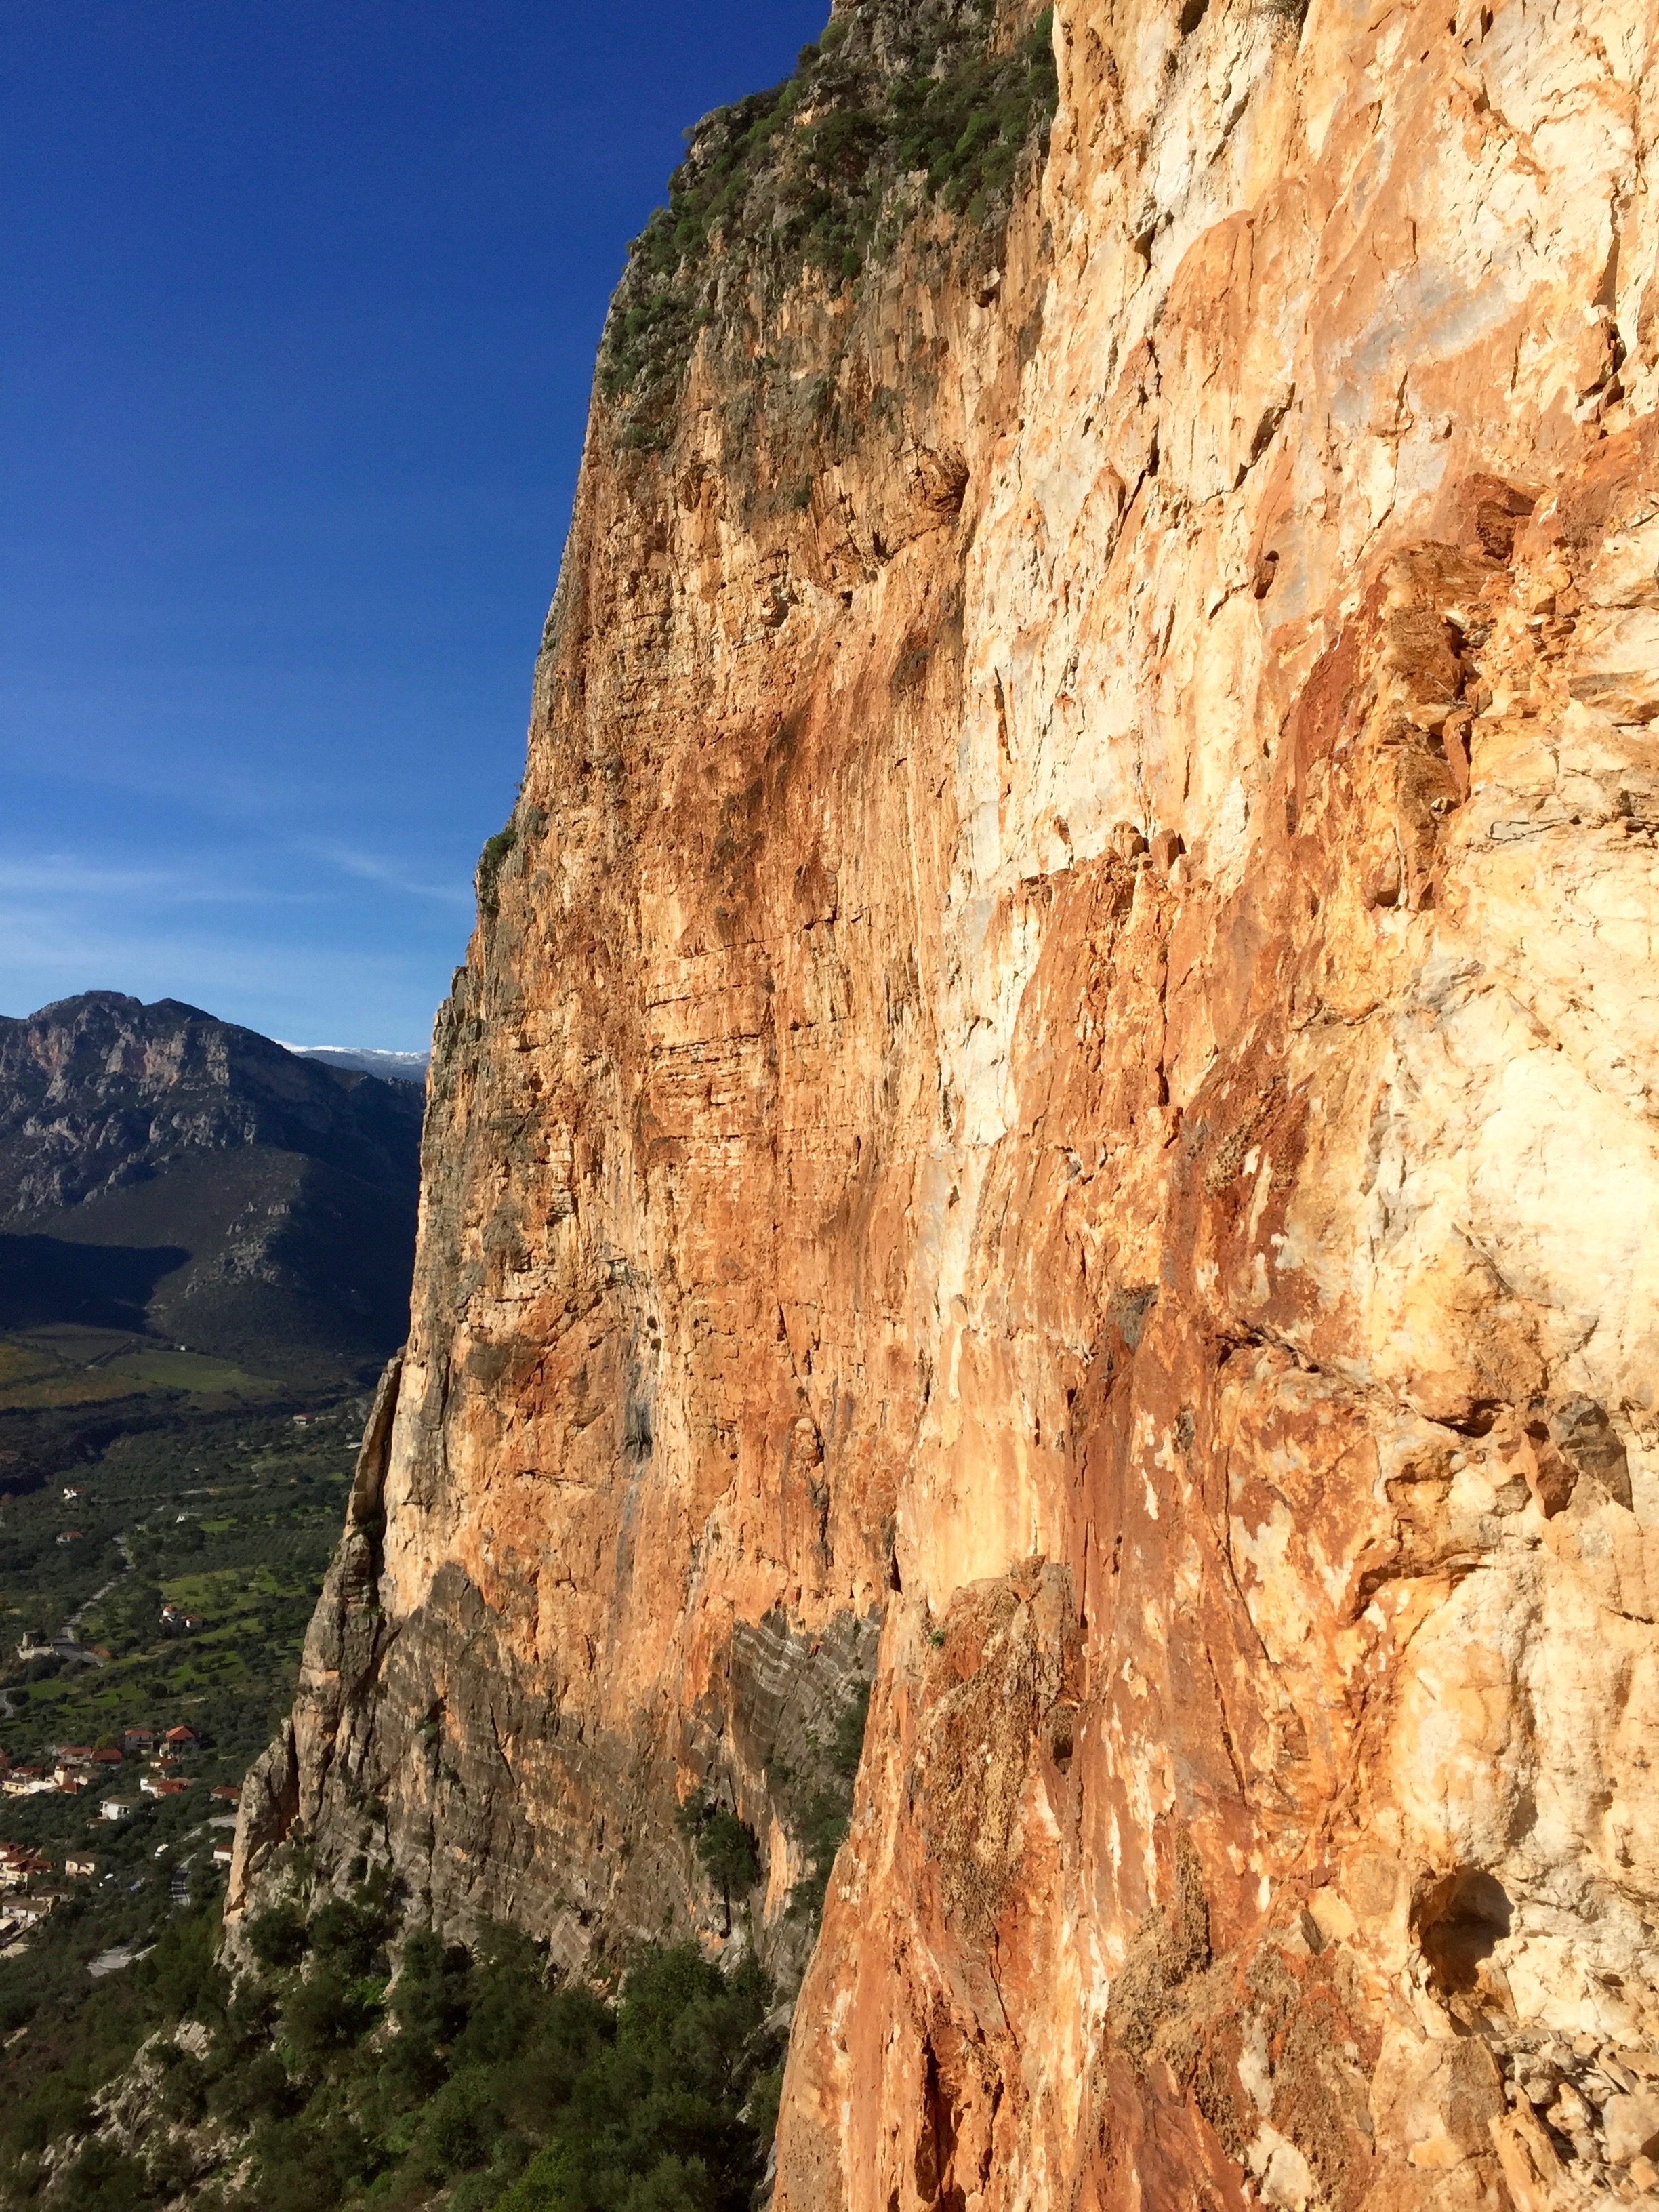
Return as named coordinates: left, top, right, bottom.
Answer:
left=0, top=992, right=424, bottom=1385
left=281, top=1044, right=429, bottom=1085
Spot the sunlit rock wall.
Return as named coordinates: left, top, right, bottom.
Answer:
left=237, top=0, right=1659, bottom=2202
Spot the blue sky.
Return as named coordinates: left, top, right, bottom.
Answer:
left=1, top=1, right=823, bottom=1050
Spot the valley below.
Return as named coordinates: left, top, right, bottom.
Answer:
left=0, top=1394, right=365, bottom=2196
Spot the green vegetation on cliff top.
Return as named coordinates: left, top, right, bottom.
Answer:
left=602, top=0, right=1058, bottom=434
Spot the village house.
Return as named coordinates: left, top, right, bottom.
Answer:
left=164, top=1725, right=197, bottom=1748
left=54, top=1530, right=82, bottom=1547
left=0, top=1846, right=49, bottom=1890
left=3, top=1767, right=53, bottom=1797
left=60, top=1486, right=80, bottom=1502
left=209, top=1784, right=241, bottom=1805
left=140, top=1775, right=188, bottom=1798
left=91, top=1746, right=123, bottom=1767
left=64, top=1857, right=96, bottom=1879
left=15, top=1635, right=54, bottom=1662
left=7, top=1893, right=64, bottom=1924
left=121, top=1727, right=155, bottom=1753
left=99, top=1798, right=137, bottom=1822
left=212, top=1844, right=234, bottom=1867
left=158, top=1605, right=201, bottom=1635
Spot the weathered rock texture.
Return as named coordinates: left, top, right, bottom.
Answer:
left=235, top=0, right=1659, bottom=2202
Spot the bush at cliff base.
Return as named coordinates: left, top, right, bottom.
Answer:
left=12, top=1894, right=779, bottom=2212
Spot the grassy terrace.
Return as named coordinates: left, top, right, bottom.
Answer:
left=0, top=1328, right=279, bottom=1415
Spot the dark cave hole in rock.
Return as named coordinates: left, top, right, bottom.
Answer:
left=1050, top=1702, right=1078, bottom=1774
left=1414, top=1868, right=1513, bottom=1994
left=915, top=2040, right=967, bottom=2212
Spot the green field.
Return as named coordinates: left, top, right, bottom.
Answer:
left=0, top=1406, right=361, bottom=1748
left=0, top=1328, right=281, bottom=1414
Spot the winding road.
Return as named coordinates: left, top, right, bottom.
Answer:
left=64, top=1530, right=136, bottom=1645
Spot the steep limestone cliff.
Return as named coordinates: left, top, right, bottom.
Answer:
left=235, top=0, right=1659, bottom=2203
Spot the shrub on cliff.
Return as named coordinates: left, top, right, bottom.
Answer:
left=246, top=1902, right=308, bottom=1972
left=392, top=1927, right=472, bottom=2049
left=783, top=1675, right=871, bottom=1925
left=699, top=1809, right=762, bottom=1898
left=0, top=1896, right=778, bottom=2212
left=476, top=821, right=518, bottom=920
left=479, top=1945, right=773, bottom=2212
left=306, top=1881, right=396, bottom=1980
left=675, top=1791, right=762, bottom=1932
left=39, top=2140, right=152, bottom=2212
left=188, top=1928, right=778, bottom=2212
left=281, top=1965, right=380, bottom=2065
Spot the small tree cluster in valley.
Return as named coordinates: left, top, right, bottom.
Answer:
left=1, top=1872, right=782, bottom=2212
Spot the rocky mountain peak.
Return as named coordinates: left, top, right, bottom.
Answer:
left=0, top=993, right=422, bottom=1382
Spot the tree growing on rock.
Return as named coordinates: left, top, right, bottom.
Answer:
left=676, top=1790, right=761, bottom=1933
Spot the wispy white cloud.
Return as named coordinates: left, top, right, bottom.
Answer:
left=309, top=841, right=473, bottom=907
left=0, top=841, right=466, bottom=1046
left=0, top=854, right=314, bottom=906
left=0, top=902, right=397, bottom=984
left=0, top=857, right=174, bottom=897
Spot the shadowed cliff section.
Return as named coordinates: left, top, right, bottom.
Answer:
left=0, top=992, right=424, bottom=1388
left=0, top=1233, right=187, bottom=1334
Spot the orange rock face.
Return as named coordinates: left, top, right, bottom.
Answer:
left=235, top=0, right=1659, bottom=2203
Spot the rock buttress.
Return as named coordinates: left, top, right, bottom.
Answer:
left=239, top=0, right=1659, bottom=2203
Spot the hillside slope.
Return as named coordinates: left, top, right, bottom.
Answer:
left=0, top=993, right=423, bottom=1385
left=237, top=0, right=1659, bottom=2205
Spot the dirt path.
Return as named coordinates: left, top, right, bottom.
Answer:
left=47, top=1531, right=137, bottom=1668
left=66, top=1530, right=134, bottom=1635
